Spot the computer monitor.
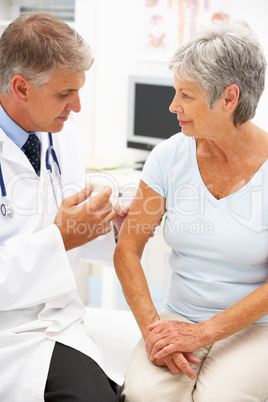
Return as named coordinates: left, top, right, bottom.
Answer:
left=127, top=75, right=181, bottom=151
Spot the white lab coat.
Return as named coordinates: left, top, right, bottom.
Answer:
left=0, top=121, right=121, bottom=402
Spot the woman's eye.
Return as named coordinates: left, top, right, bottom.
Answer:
left=182, top=93, right=190, bottom=99
left=59, top=93, right=69, bottom=97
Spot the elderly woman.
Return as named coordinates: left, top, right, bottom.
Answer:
left=114, top=20, right=268, bottom=402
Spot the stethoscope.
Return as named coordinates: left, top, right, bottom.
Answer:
left=0, top=132, right=61, bottom=219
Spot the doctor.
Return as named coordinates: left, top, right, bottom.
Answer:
left=0, top=12, right=124, bottom=402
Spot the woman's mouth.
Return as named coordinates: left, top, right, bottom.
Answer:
left=179, top=120, right=190, bottom=126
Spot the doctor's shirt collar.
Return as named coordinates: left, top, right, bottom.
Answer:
left=0, top=104, right=41, bottom=149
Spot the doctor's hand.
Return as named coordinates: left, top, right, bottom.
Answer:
left=54, top=184, right=116, bottom=251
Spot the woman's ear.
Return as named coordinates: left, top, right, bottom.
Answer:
left=11, top=75, right=29, bottom=103
left=223, top=84, right=240, bottom=113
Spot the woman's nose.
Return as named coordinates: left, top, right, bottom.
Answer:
left=169, top=97, right=183, bottom=114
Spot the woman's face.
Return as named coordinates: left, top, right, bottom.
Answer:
left=169, top=74, right=225, bottom=140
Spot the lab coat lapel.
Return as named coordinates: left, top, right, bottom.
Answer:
left=0, top=128, right=33, bottom=172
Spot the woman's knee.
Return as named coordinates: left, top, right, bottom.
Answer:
left=120, top=376, right=153, bottom=402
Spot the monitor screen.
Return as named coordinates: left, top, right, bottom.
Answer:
left=127, top=76, right=181, bottom=151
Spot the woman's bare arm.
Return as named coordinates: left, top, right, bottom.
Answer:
left=113, top=180, right=166, bottom=339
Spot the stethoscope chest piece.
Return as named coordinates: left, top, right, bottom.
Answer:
left=0, top=160, right=15, bottom=218
left=1, top=197, right=14, bottom=219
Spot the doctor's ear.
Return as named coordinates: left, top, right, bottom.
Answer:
left=11, top=75, right=30, bottom=103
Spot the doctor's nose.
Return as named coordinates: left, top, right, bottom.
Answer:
left=66, top=94, right=82, bottom=113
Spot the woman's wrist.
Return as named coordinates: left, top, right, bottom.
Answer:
left=196, top=319, right=222, bottom=347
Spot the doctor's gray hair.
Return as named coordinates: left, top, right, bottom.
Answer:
left=169, top=20, right=267, bottom=126
left=0, top=12, right=94, bottom=95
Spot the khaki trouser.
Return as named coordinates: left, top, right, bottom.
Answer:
left=120, top=312, right=268, bottom=402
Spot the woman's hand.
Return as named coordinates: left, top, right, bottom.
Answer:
left=153, top=352, right=201, bottom=379
left=146, top=320, right=206, bottom=361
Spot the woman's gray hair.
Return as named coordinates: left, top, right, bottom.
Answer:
left=169, top=20, right=267, bottom=126
left=0, top=12, right=94, bottom=95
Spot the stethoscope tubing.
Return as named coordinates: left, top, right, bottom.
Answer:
left=0, top=156, right=7, bottom=197
left=46, top=132, right=61, bottom=175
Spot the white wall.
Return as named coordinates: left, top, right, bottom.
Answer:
left=74, top=0, right=173, bottom=164
left=1, top=1, right=267, bottom=162
left=73, top=0, right=268, bottom=164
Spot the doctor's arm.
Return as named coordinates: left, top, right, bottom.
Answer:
left=0, top=223, right=78, bottom=311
